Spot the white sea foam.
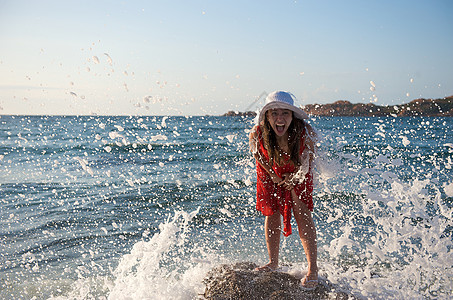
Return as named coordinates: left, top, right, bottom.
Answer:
left=318, top=153, right=451, bottom=297
left=225, top=134, right=235, bottom=143
left=107, top=209, right=211, bottom=300
left=161, top=116, right=168, bottom=128
left=150, top=134, right=168, bottom=142
left=74, top=157, right=94, bottom=176
left=114, top=125, right=124, bottom=132
left=109, top=131, right=128, bottom=145
left=444, top=181, right=453, bottom=197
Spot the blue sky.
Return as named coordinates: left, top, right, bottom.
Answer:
left=1, top=0, right=452, bottom=115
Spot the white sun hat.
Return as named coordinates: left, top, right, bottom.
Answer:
left=258, top=91, right=309, bottom=124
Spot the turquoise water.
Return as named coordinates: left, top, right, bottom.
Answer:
left=0, top=115, right=452, bottom=299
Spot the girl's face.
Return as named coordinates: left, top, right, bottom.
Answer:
left=267, top=109, right=293, bottom=137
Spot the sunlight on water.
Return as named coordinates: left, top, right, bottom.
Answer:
left=0, top=115, right=452, bottom=299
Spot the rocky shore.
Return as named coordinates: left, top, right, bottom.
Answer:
left=223, top=96, right=453, bottom=117
left=202, top=262, right=355, bottom=300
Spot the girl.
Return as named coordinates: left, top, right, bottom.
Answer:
left=249, top=91, right=318, bottom=290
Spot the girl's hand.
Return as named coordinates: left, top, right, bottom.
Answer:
left=278, top=173, right=294, bottom=191
left=269, top=173, right=282, bottom=184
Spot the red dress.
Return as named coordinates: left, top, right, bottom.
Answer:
left=255, top=125, right=313, bottom=237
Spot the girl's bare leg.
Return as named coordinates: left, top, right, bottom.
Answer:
left=256, top=212, right=281, bottom=270
left=292, top=190, right=318, bottom=284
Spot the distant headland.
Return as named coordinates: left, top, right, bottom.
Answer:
left=223, top=96, right=453, bottom=117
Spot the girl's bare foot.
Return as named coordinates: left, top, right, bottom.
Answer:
left=300, top=273, right=318, bottom=291
left=254, top=263, right=278, bottom=271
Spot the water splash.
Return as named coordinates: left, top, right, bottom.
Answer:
left=312, top=117, right=453, bottom=299
left=104, top=53, right=113, bottom=65
left=107, top=208, right=212, bottom=299
left=1, top=116, right=451, bottom=299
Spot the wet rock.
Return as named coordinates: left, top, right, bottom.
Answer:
left=202, top=262, right=354, bottom=300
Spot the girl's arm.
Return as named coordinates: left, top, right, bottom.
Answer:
left=279, top=123, right=317, bottom=190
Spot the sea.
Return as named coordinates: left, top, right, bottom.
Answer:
left=0, top=115, right=452, bottom=299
